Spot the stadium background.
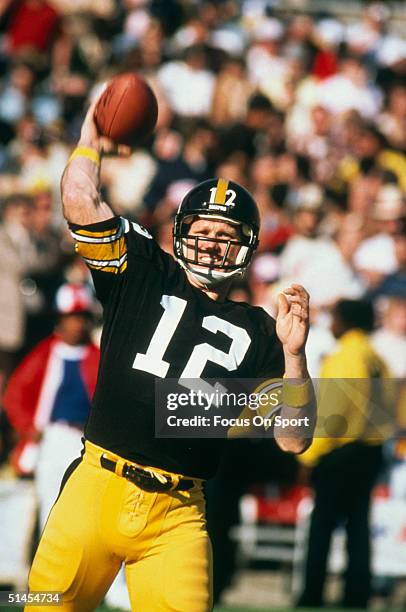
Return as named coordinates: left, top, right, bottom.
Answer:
left=0, top=0, right=406, bottom=610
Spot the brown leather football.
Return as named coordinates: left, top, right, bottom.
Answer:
left=94, top=72, right=158, bottom=146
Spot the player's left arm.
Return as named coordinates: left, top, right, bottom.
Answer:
left=275, top=284, right=317, bottom=454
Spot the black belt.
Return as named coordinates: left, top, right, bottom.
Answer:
left=100, top=455, right=194, bottom=493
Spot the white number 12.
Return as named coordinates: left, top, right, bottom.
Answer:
left=132, top=294, right=251, bottom=378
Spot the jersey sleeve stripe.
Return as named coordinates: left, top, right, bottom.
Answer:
left=89, top=260, right=128, bottom=274
left=74, top=233, right=128, bottom=274
left=82, top=253, right=127, bottom=268
left=72, top=226, right=120, bottom=238
left=74, top=237, right=127, bottom=260
left=71, top=225, right=123, bottom=244
left=84, top=261, right=127, bottom=274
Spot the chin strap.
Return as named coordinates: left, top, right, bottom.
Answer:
left=180, top=261, right=244, bottom=287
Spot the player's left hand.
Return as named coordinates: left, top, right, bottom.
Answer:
left=276, top=284, right=310, bottom=356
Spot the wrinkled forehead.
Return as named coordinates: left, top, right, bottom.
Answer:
left=185, top=214, right=241, bottom=235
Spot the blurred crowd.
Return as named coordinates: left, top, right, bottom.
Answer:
left=0, top=0, right=406, bottom=604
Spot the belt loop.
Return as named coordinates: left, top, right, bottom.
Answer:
left=101, top=453, right=126, bottom=478
left=169, top=474, right=180, bottom=491
left=114, top=458, right=126, bottom=477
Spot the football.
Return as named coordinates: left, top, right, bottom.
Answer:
left=94, top=72, right=158, bottom=146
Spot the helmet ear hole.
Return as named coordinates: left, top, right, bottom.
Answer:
left=242, top=224, right=251, bottom=238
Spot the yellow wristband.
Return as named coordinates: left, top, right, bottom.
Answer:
left=283, top=378, right=314, bottom=408
left=69, top=146, right=101, bottom=166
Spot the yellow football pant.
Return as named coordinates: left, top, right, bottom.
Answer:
left=27, top=441, right=213, bottom=611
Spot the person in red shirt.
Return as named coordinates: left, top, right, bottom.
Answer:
left=3, top=282, right=99, bottom=528
left=5, top=0, right=60, bottom=56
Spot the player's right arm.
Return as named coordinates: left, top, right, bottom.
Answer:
left=62, top=103, right=133, bottom=303
left=61, top=102, right=129, bottom=225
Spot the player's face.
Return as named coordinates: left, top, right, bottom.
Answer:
left=56, top=313, right=91, bottom=345
left=185, top=218, right=242, bottom=269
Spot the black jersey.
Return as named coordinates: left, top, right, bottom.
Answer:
left=70, top=216, right=284, bottom=479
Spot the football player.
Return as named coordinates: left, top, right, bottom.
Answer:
left=26, top=104, right=316, bottom=611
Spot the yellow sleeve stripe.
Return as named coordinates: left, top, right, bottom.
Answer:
left=73, top=226, right=120, bottom=239
left=75, top=236, right=127, bottom=260
left=74, top=235, right=128, bottom=275
left=71, top=228, right=123, bottom=244
left=71, top=218, right=128, bottom=275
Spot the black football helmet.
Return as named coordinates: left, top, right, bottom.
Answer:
left=173, top=178, right=260, bottom=286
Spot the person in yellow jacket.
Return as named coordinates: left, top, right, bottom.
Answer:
left=297, top=299, right=393, bottom=609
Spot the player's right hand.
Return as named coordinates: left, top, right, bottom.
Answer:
left=79, top=102, right=131, bottom=157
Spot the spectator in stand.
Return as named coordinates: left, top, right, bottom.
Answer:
left=372, top=298, right=406, bottom=378
left=3, top=282, right=99, bottom=528
left=157, top=45, right=215, bottom=118
left=4, top=0, right=61, bottom=58
left=279, top=184, right=324, bottom=266
left=338, top=122, right=406, bottom=191
left=344, top=2, right=389, bottom=62
left=347, top=167, right=385, bottom=218
left=0, top=62, right=35, bottom=125
left=248, top=252, right=280, bottom=315
left=317, top=55, right=382, bottom=119
left=374, top=16, right=406, bottom=89
left=311, top=18, right=343, bottom=81
left=215, top=156, right=248, bottom=188
left=371, top=293, right=406, bottom=505
left=279, top=184, right=363, bottom=308
left=210, top=57, right=253, bottom=127
left=304, top=212, right=365, bottom=377
left=143, top=119, right=215, bottom=213
left=0, top=194, right=36, bottom=379
left=289, top=103, right=330, bottom=157
left=378, top=82, right=406, bottom=150
left=220, top=94, right=276, bottom=161
left=283, top=15, right=315, bottom=74
left=22, top=187, right=65, bottom=353
left=354, top=185, right=406, bottom=289
left=297, top=299, right=390, bottom=609
left=372, top=217, right=406, bottom=299
left=0, top=192, right=35, bottom=466
left=246, top=17, right=290, bottom=110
